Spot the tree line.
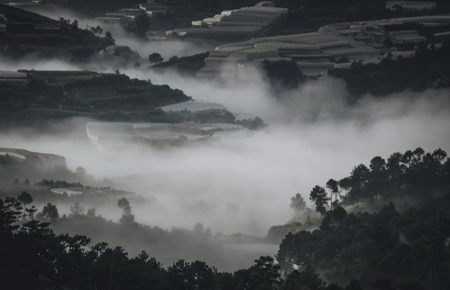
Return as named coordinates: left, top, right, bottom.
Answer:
left=278, top=148, right=450, bottom=290
left=1, top=195, right=351, bottom=290
left=1, top=148, right=449, bottom=290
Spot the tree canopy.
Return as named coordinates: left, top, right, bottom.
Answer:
left=279, top=148, right=450, bottom=290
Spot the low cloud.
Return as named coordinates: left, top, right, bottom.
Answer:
left=1, top=15, right=449, bottom=235
left=1, top=61, right=449, bottom=235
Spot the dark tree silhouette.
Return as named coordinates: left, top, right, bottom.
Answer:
left=41, top=203, right=59, bottom=222
left=118, top=197, right=135, bottom=224
left=310, top=186, right=329, bottom=215
left=149, top=52, right=163, bottom=64
left=326, top=179, right=339, bottom=209
left=17, top=191, right=32, bottom=205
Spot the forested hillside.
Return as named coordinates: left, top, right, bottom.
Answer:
left=0, top=73, right=190, bottom=127
left=1, top=148, right=449, bottom=290
left=279, top=148, right=450, bottom=290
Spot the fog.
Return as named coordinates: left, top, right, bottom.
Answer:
left=1, top=64, right=449, bottom=236
left=24, top=5, right=213, bottom=59
left=1, top=10, right=450, bottom=236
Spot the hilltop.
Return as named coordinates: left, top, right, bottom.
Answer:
left=0, top=70, right=191, bottom=127
left=0, top=4, right=113, bottom=60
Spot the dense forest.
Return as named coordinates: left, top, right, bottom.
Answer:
left=0, top=195, right=338, bottom=290
left=279, top=148, right=450, bottom=290
left=1, top=148, right=449, bottom=290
